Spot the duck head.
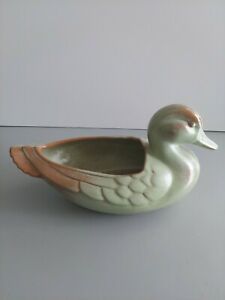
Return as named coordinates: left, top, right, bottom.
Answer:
left=148, top=104, right=218, bottom=150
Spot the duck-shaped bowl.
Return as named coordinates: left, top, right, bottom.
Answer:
left=10, top=105, right=218, bottom=214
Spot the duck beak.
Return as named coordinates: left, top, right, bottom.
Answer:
left=195, top=128, right=218, bottom=150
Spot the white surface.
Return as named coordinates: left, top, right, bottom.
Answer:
left=0, top=127, right=225, bottom=300
left=1, top=1, right=225, bottom=130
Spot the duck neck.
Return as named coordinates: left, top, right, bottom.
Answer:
left=148, top=134, right=200, bottom=188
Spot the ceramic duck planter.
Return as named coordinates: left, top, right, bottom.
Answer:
left=10, top=105, right=218, bottom=214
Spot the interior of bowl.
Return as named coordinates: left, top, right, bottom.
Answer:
left=41, top=137, right=146, bottom=175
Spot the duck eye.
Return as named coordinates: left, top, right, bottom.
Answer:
left=187, top=121, right=195, bottom=128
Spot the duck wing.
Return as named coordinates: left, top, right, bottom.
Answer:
left=15, top=146, right=172, bottom=207
left=77, top=154, right=172, bottom=207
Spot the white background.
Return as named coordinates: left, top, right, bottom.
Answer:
left=1, top=0, right=225, bottom=130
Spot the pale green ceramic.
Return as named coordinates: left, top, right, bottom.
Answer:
left=10, top=104, right=218, bottom=214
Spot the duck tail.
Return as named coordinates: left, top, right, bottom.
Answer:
left=10, top=146, right=41, bottom=177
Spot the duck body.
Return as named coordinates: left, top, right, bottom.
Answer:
left=62, top=146, right=199, bottom=214
left=62, top=145, right=175, bottom=214
left=10, top=105, right=217, bottom=214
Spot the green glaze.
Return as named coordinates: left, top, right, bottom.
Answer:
left=10, top=104, right=218, bottom=214
left=44, top=104, right=218, bottom=214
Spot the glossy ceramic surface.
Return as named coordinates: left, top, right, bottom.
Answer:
left=10, top=104, right=218, bottom=214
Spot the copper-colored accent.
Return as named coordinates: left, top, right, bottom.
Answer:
left=23, top=146, right=80, bottom=192
left=9, top=146, right=41, bottom=177
left=10, top=146, right=81, bottom=191
left=10, top=136, right=145, bottom=194
left=169, top=105, right=201, bottom=125
left=176, top=106, right=200, bottom=124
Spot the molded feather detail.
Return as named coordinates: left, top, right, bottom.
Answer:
left=15, top=144, right=172, bottom=209
left=80, top=182, right=104, bottom=201
left=102, top=188, right=130, bottom=206
left=79, top=153, right=172, bottom=207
